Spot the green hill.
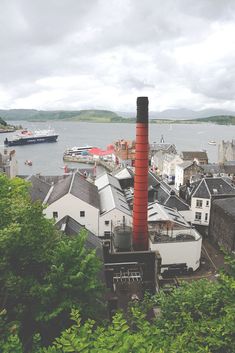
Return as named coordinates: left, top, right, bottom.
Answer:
left=0, top=109, right=134, bottom=123
left=152, top=115, right=235, bottom=125
left=1, top=109, right=235, bottom=125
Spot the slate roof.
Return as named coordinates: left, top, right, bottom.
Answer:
left=46, top=174, right=73, bottom=205
left=201, top=164, right=224, bottom=175
left=181, top=151, right=208, bottom=161
left=113, top=167, right=134, bottom=179
left=148, top=202, right=189, bottom=227
left=164, top=195, right=190, bottom=211
left=56, top=216, right=103, bottom=259
left=212, top=197, right=235, bottom=218
left=95, top=172, right=122, bottom=191
left=178, top=161, right=195, bottom=170
left=150, top=143, right=176, bottom=152
left=70, top=173, right=100, bottom=209
left=99, top=184, right=131, bottom=216
left=28, top=175, right=52, bottom=203
left=192, top=178, right=235, bottom=199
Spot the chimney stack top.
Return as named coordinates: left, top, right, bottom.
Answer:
left=136, top=97, right=148, bottom=123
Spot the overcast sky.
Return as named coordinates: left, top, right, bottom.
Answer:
left=1, top=0, right=235, bottom=112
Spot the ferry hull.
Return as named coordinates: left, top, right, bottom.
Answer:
left=4, top=135, right=58, bottom=146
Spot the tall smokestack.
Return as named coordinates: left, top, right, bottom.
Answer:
left=132, top=97, right=149, bottom=251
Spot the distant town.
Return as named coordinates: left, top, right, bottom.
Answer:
left=1, top=100, right=235, bottom=351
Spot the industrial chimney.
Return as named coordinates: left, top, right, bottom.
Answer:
left=132, top=97, right=149, bottom=251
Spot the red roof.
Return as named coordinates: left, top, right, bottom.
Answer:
left=89, top=148, right=113, bottom=156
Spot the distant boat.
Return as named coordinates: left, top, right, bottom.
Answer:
left=63, top=145, right=94, bottom=157
left=25, top=160, right=33, bottom=166
left=4, top=128, right=58, bottom=146
left=208, top=140, right=216, bottom=146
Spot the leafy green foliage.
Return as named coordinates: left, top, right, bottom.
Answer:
left=42, top=255, right=235, bottom=353
left=0, top=174, right=103, bottom=350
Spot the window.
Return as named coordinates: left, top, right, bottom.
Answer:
left=105, top=220, right=109, bottom=225
left=195, top=212, right=202, bottom=221
left=80, top=211, right=85, bottom=217
left=104, top=231, right=111, bottom=238
left=206, top=200, right=209, bottom=207
left=196, top=199, right=203, bottom=208
left=205, top=213, right=208, bottom=222
left=53, top=211, right=58, bottom=218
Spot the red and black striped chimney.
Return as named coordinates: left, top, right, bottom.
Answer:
left=132, top=97, right=149, bottom=251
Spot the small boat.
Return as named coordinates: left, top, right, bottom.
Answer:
left=4, top=128, right=58, bottom=146
left=25, top=160, right=33, bottom=166
left=208, top=140, right=216, bottom=146
left=63, top=145, right=94, bottom=157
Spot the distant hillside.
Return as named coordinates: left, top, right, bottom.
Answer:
left=0, top=116, right=16, bottom=131
left=1, top=109, right=235, bottom=125
left=0, top=109, right=135, bottom=123
left=152, top=115, right=235, bottom=125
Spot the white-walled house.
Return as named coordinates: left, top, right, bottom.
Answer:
left=190, top=177, right=235, bottom=226
left=148, top=202, right=202, bottom=272
left=162, top=154, right=183, bottom=180
left=95, top=173, right=132, bottom=237
left=175, top=161, right=204, bottom=190
left=29, top=173, right=100, bottom=235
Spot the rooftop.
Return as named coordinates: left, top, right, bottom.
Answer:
left=212, top=197, right=235, bottom=218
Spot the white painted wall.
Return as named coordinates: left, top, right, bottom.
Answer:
left=45, top=193, right=100, bottom=235
left=99, top=208, right=132, bottom=237
left=150, top=231, right=202, bottom=271
left=175, top=165, right=184, bottom=190
left=191, top=197, right=210, bottom=226
left=163, top=155, right=183, bottom=177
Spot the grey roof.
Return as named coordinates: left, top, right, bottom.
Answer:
left=178, top=161, right=195, bottom=169
left=56, top=216, right=103, bottom=259
left=46, top=172, right=100, bottom=209
left=212, top=197, right=235, bottom=218
left=99, top=184, right=131, bottom=216
left=70, top=173, right=100, bottom=209
left=201, top=164, right=223, bottom=175
left=95, top=172, right=122, bottom=191
left=150, top=143, right=176, bottom=152
left=181, top=151, right=208, bottom=161
left=28, top=175, right=52, bottom=203
left=164, top=195, right=190, bottom=211
left=47, top=174, right=73, bottom=205
left=192, top=178, right=235, bottom=199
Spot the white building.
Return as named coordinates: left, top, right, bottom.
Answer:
left=29, top=172, right=100, bottom=235
left=162, top=154, right=183, bottom=182
left=95, top=173, right=132, bottom=237
left=148, top=202, right=202, bottom=272
left=175, top=161, right=204, bottom=190
left=190, top=177, right=235, bottom=226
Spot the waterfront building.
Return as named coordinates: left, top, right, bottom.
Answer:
left=218, top=140, right=235, bottom=164
left=0, top=148, right=18, bottom=178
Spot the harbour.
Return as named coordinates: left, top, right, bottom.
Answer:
left=0, top=120, right=235, bottom=175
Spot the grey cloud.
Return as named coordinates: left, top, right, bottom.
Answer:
left=1, top=0, right=235, bottom=110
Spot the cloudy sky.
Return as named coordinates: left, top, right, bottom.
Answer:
left=1, top=0, right=235, bottom=112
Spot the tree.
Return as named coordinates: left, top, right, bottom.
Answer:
left=0, top=174, right=103, bottom=351
left=42, top=254, right=235, bottom=353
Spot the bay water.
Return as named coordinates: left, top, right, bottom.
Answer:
left=0, top=121, right=234, bottom=175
